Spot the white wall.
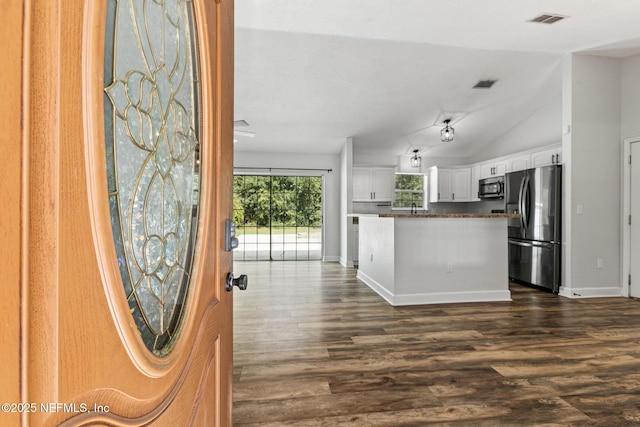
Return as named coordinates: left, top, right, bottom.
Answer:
left=354, top=148, right=463, bottom=173
left=234, top=151, right=341, bottom=262
left=352, top=150, right=396, bottom=167
left=466, top=96, right=562, bottom=164
left=339, top=139, right=355, bottom=266
left=622, top=54, right=640, bottom=141
left=560, top=53, right=622, bottom=297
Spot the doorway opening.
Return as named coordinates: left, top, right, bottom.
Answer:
left=233, top=175, right=323, bottom=261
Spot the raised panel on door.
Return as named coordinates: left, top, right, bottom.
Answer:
left=479, top=163, right=495, bottom=179
left=19, top=1, right=235, bottom=425
left=470, top=165, right=481, bottom=201
left=531, top=147, right=558, bottom=167
left=353, top=168, right=373, bottom=201
left=428, top=167, right=439, bottom=203
left=493, top=161, right=508, bottom=176
left=509, top=154, right=530, bottom=173
left=438, top=168, right=453, bottom=201
left=452, top=168, right=471, bottom=201
left=371, top=168, right=395, bottom=201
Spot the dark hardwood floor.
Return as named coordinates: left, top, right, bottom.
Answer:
left=233, top=261, right=640, bottom=426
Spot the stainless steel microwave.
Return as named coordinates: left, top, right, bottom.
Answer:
left=478, top=176, right=504, bottom=199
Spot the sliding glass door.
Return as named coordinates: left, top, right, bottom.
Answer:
left=233, top=175, right=322, bottom=261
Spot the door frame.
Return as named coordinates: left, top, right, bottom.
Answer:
left=621, top=136, right=640, bottom=297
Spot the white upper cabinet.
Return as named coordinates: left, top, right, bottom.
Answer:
left=470, top=165, right=481, bottom=201
left=428, top=167, right=452, bottom=202
left=477, top=147, right=555, bottom=181
left=428, top=166, right=470, bottom=202
left=508, top=154, right=530, bottom=172
left=353, top=167, right=372, bottom=201
left=353, top=166, right=395, bottom=202
left=479, top=160, right=508, bottom=179
left=439, top=168, right=454, bottom=202
left=531, top=146, right=562, bottom=167
left=451, top=168, right=471, bottom=201
left=371, top=168, right=395, bottom=201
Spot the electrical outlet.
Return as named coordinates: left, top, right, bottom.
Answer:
left=597, top=259, right=604, bottom=269
left=447, top=262, right=453, bottom=273
left=577, top=204, right=583, bottom=215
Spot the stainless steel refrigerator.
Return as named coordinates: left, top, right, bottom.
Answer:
left=505, top=165, right=562, bottom=293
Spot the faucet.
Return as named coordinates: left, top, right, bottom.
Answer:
left=411, top=203, right=417, bottom=214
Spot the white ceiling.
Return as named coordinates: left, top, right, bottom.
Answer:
left=233, top=0, right=640, bottom=159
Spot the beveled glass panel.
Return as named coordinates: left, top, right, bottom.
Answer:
left=104, top=0, right=201, bottom=356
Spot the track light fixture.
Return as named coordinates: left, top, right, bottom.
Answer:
left=440, top=119, right=454, bottom=142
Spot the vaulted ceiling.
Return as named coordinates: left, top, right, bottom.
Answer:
left=233, top=0, right=640, bottom=159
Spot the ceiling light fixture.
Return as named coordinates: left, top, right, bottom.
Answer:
left=410, top=149, right=421, bottom=168
left=440, top=119, right=454, bottom=142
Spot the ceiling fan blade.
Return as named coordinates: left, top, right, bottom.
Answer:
left=234, top=130, right=256, bottom=138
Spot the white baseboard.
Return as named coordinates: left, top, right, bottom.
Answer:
left=339, top=257, right=353, bottom=268
left=558, top=286, right=623, bottom=299
left=356, top=270, right=395, bottom=305
left=323, top=256, right=340, bottom=263
left=357, top=271, right=511, bottom=306
left=391, top=290, right=512, bottom=306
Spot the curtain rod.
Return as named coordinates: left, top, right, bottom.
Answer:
left=234, top=167, right=332, bottom=173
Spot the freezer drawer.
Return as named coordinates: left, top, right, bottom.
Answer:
left=508, top=239, right=560, bottom=293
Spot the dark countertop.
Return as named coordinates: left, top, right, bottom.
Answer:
left=377, top=213, right=520, bottom=219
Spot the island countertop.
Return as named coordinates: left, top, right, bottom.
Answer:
left=377, top=213, right=520, bottom=219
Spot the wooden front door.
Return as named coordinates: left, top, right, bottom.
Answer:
left=0, top=0, right=235, bottom=425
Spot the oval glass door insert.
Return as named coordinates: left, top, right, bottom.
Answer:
left=104, top=0, right=202, bottom=356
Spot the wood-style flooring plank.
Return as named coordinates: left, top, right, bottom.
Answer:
left=233, top=261, right=640, bottom=426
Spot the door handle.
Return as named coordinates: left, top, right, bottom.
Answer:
left=509, top=239, right=553, bottom=249
left=225, top=273, right=248, bottom=291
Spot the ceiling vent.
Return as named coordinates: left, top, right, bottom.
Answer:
left=472, top=79, right=497, bottom=89
left=528, top=13, right=567, bottom=24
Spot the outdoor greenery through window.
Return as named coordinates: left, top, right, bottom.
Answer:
left=233, top=175, right=323, bottom=260
left=393, top=173, right=426, bottom=209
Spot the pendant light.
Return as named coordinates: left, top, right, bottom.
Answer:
left=410, top=149, right=421, bottom=168
left=440, top=119, right=454, bottom=142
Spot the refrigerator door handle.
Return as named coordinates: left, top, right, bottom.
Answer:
left=518, top=176, right=527, bottom=234
left=523, top=175, right=531, bottom=232
left=509, top=239, right=553, bottom=249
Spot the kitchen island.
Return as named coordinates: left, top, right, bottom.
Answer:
left=357, top=213, right=519, bottom=306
